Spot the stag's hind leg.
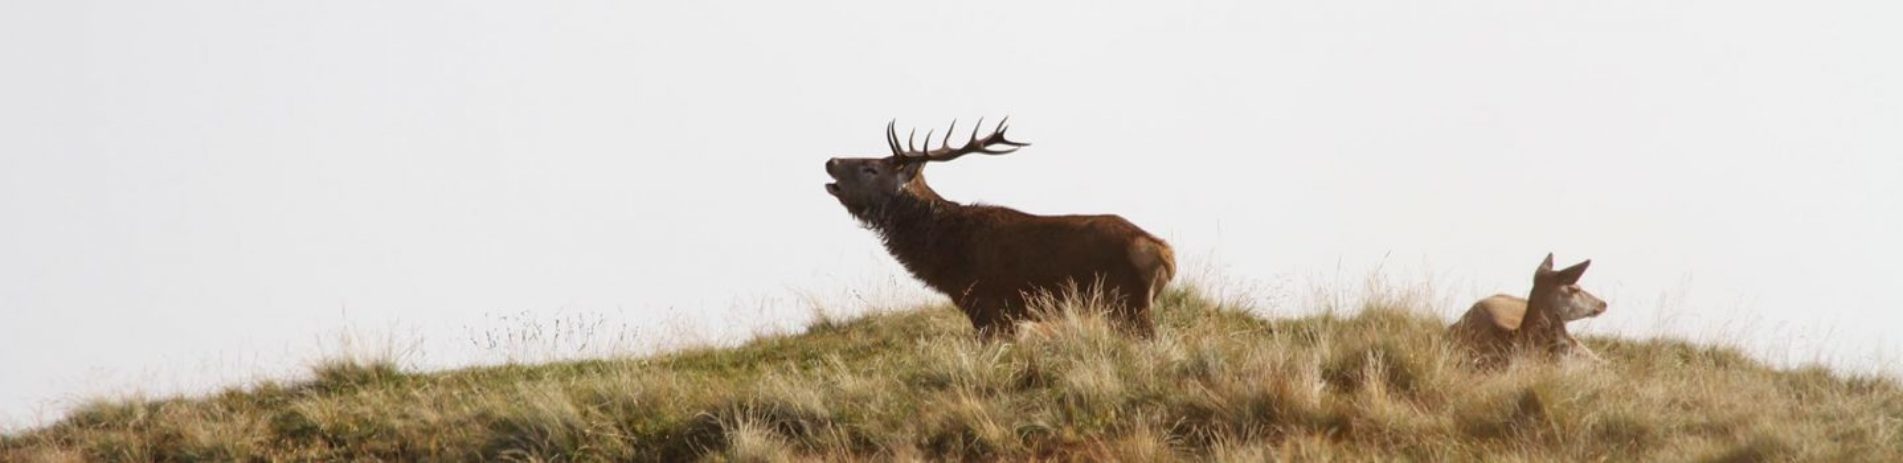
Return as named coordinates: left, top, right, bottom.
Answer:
left=1122, top=298, right=1157, bottom=339
left=1118, top=237, right=1173, bottom=339
left=1109, top=276, right=1158, bottom=339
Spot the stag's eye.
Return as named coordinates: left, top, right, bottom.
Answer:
left=861, top=167, right=878, bottom=175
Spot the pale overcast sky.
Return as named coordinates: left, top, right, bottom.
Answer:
left=3, top=0, right=1899, bottom=428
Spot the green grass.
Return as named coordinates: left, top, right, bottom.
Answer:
left=4, top=286, right=1900, bottom=462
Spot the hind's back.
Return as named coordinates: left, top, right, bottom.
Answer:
left=1449, top=294, right=1529, bottom=351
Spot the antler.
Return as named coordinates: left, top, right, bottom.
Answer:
left=886, top=117, right=1031, bottom=162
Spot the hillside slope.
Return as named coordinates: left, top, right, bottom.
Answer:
left=4, top=288, right=1901, bottom=461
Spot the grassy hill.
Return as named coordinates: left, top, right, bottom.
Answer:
left=4, top=287, right=1901, bottom=462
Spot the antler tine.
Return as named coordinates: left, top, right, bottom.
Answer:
left=969, top=117, right=984, bottom=148
left=907, top=127, right=918, bottom=154
left=994, top=116, right=1030, bottom=147
left=978, top=118, right=1015, bottom=154
left=941, top=119, right=958, bottom=152
left=954, top=116, right=1023, bottom=155
left=955, top=116, right=1027, bottom=159
left=886, top=120, right=902, bottom=156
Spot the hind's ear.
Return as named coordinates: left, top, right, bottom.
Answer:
left=1554, top=260, right=1591, bottom=285
left=1535, top=253, right=1556, bottom=276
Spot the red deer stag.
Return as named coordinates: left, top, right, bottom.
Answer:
left=823, top=118, right=1175, bottom=339
left=1448, top=253, right=1608, bottom=368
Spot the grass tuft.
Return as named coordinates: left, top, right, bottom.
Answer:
left=307, top=359, right=406, bottom=395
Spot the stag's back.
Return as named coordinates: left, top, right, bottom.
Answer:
left=966, top=210, right=1173, bottom=293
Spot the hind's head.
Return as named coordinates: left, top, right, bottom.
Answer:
left=1531, top=253, right=1607, bottom=321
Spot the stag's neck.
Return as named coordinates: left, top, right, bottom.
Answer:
left=904, top=172, right=948, bottom=203
left=859, top=192, right=971, bottom=289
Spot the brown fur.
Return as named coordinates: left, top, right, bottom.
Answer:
left=826, top=123, right=1174, bottom=339
left=1448, top=254, right=1607, bottom=368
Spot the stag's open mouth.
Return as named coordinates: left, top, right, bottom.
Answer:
left=825, top=183, right=840, bottom=196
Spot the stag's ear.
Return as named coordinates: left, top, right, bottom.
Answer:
left=893, top=160, right=923, bottom=183
left=1554, top=260, right=1591, bottom=285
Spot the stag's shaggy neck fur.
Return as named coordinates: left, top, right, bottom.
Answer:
left=847, top=178, right=985, bottom=291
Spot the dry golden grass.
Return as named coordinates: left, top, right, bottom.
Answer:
left=4, top=285, right=1900, bottom=461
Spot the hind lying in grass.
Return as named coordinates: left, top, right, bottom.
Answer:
left=1449, top=254, right=1609, bottom=369
left=6, top=285, right=1899, bottom=462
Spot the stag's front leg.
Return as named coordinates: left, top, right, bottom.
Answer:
left=957, top=298, right=1014, bottom=342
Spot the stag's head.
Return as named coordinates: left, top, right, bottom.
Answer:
left=825, top=118, right=1029, bottom=213
left=1530, top=253, right=1607, bottom=321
